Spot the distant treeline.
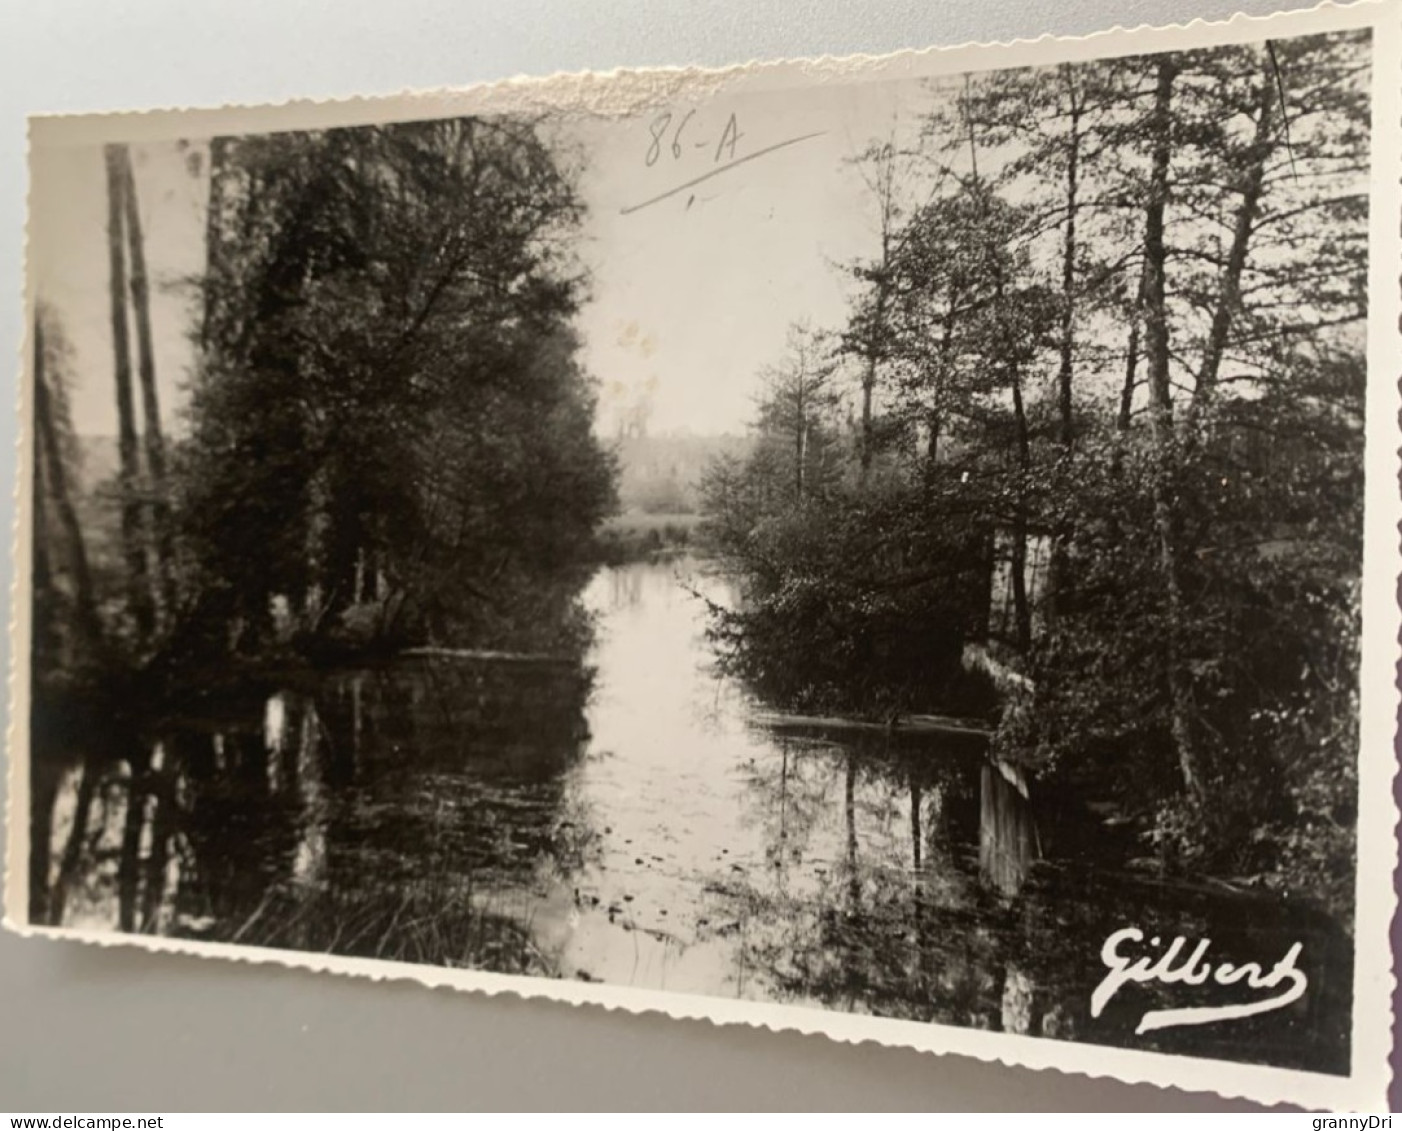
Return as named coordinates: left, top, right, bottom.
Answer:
left=700, top=33, right=1368, bottom=919
left=613, top=432, right=751, bottom=516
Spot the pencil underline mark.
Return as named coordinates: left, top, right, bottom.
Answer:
left=619, top=131, right=829, bottom=216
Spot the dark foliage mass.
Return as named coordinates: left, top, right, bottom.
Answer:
left=183, top=119, right=616, bottom=659
left=700, top=32, right=1368, bottom=920
left=34, top=117, right=618, bottom=700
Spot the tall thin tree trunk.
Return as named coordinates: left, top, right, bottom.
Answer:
left=119, top=149, right=166, bottom=485
left=48, top=759, right=97, bottom=926
left=31, top=456, right=55, bottom=663
left=116, top=750, right=150, bottom=934
left=966, top=77, right=1032, bottom=652
left=119, top=147, right=176, bottom=617
left=1047, top=71, right=1083, bottom=625
left=1117, top=265, right=1147, bottom=433
left=28, top=753, right=56, bottom=924
left=1187, top=51, right=1277, bottom=433
left=925, top=407, right=942, bottom=468
left=925, top=284, right=958, bottom=474
left=859, top=140, right=898, bottom=483
left=1010, top=363, right=1032, bottom=653
left=140, top=786, right=172, bottom=933
left=963, top=74, right=981, bottom=181
left=795, top=419, right=805, bottom=502
left=1056, top=70, right=1081, bottom=452
left=794, top=372, right=807, bottom=502
left=104, top=145, right=154, bottom=641
left=34, top=320, right=104, bottom=654
left=202, top=138, right=229, bottom=352
left=1142, top=57, right=1205, bottom=802
left=858, top=283, right=887, bottom=481
left=860, top=288, right=884, bottom=482
left=860, top=364, right=875, bottom=480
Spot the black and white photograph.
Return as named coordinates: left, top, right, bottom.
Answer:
left=8, top=1, right=1399, bottom=1111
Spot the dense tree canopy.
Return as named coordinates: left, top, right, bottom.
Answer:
left=700, top=31, right=1369, bottom=918
left=175, top=118, right=616, bottom=658
left=32, top=113, right=619, bottom=724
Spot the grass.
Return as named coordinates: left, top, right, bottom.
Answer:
left=195, top=871, right=556, bottom=976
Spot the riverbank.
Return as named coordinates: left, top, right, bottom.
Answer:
left=29, top=557, right=1353, bottom=1075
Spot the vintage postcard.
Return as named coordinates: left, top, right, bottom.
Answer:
left=6, top=0, right=1399, bottom=1112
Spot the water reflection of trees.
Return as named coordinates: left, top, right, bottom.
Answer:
left=719, top=732, right=1089, bottom=1034
left=714, top=726, right=1352, bottom=1072
left=723, top=729, right=1027, bottom=1028
left=30, top=654, right=596, bottom=973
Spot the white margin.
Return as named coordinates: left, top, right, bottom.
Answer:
left=6, top=0, right=1400, bottom=1113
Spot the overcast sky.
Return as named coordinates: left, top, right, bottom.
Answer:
left=28, top=71, right=952, bottom=439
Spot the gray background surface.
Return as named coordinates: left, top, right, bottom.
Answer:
left=0, top=0, right=1387, bottom=1111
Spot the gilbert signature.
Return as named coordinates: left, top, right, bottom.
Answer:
left=1092, top=927, right=1307, bottom=1034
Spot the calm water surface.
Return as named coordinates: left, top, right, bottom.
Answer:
left=31, top=556, right=1352, bottom=1074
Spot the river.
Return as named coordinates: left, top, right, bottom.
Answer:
left=30, top=556, right=1352, bottom=1074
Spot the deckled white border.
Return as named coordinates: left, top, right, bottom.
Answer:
left=6, top=0, right=1400, bottom=1112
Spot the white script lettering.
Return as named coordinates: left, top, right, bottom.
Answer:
left=1091, top=927, right=1308, bottom=1034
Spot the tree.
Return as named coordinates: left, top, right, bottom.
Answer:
left=700, top=28, right=1371, bottom=916
left=754, top=324, right=841, bottom=504
left=32, top=307, right=104, bottom=673
left=178, top=117, right=615, bottom=657
left=104, top=143, right=154, bottom=641
left=1139, top=53, right=1206, bottom=801
left=839, top=134, right=919, bottom=480
left=117, top=146, right=175, bottom=615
